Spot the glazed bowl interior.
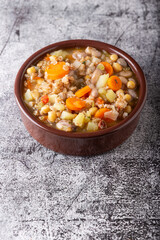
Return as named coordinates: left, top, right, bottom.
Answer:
left=15, top=39, right=147, bottom=138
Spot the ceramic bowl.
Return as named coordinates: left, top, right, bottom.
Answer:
left=14, top=39, right=147, bottom=156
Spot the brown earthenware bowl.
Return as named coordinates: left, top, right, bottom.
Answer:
left=14, top=39, right=147, bottom=156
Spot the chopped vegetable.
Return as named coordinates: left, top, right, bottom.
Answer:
left=66, top=97, right=85, bottom=111
left=53, top=103, right=65, bottom=111
left=48, top=111, right=56, bottom=122
left=98, top=120, right=106, bottom=129
left=36, top=101, right=44, bottom=110
left=96, top=97, right=104, bottom=105
left=49, top=94, right=57, bottom=104
left=61, top=111, right=77, bottom=120
left=86, top=121, right=98, bottom=131
left=88, top=107, right=98, bottom=115
left=44, top=56, right=50, bottom=61
left=73, top=113, right=85, bottom=127
left=104, top=110, right=119, bottom=121
left=51, top=50, right=68, bottom=59
left=45, top=62, right=69, bottom=80
left=107, top=75, right=122, bottom=91
left=84, top=112, right=91, bottom=123
left=31, top=90, right=40, bottom=100
left=41, top=95, right=49, bottom=104
left=94, top=108, right=110, bottom=119
left=97, top=63, right=105, bottom=71
left=98, top=88, right=107, bottom=101
left=106, top=89, right=116, bottom=103
left=75, top=86, right=91, bottom=98
left=101, top=62, right=113, bottom=76
left=40, top=105, right=50, bottom=114
left=24, top=89, right=34, bottom=101
left=96, top=74, right=109, bottom=89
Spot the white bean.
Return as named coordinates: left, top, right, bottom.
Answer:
left=91, top=68, right=102, bottom=84
left=128, top=89, right=138, bottom=99
left=119, top=71, right=132, bottom=78
left=117, top=58, right=127, bottom=67
left=119, top=76, right=128, bottom=85
left=91, top=88, right=99, bottom=98
left=85, top=47, right=101, bottom=57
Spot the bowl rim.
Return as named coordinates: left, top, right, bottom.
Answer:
left=14, top=39, right=147, bottom=138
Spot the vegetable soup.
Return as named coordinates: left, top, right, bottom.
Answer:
left=23, top=47, right=139, bottom=132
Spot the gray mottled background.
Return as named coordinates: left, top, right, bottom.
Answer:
left=0, top=0, right=160, bottom=239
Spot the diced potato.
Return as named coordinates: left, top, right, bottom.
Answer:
left=96, top=74, right=109, bottom=89
left=88, top=107, right=98, bottom=115
left=49, top=94, right=57, bottom=104
left=48, top=111, right=56, bottom=122
left=106, top=89, right=116, bottom=103
left=61, top=111, right=77, bottom=120
left=53, top=103, right=65, bottom=111
left=36, top=101, right=44, bottom=110
left=86, top=121, right=98, bottom=131
left=31, top=90, right=40, bottom=100
left=24, top=89, right=34, bottom=101
left=98, top=88, right=107, bottom=101
left=97, top=63, right=105, bottom=70
left=84, top=112, right=91, bottom=123
left=40, top=105, right=50, bottom=114
left=50, top=50, right=68, bottom=59
left=84, top=116, right=91, bottom=124
left=73, top=113, right=85, bottom=127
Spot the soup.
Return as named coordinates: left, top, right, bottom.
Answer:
left=23, top=46, right=139, bottom=132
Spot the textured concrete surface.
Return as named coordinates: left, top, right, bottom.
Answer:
left=0, top=0, right=160, bottom=239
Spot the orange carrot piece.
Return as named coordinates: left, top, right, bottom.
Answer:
left=101, top=62, right=113, bottom=76
left=94, top=108, right=110, bottom=119
left=45, top=57, right=50, bottom=61
left=27, top=80, right=32, bottom=90
left=96, top=97, right=104, bottom=105
left=44, top=54, right=51, bottom=61
left=107, top=75, right=122, bottom=91
left=34, top=76, right=41, bottom=80
left=75, top=86, right=91, bottom=98
left=66, top=98, right=85, bottom=111
left=45, top=62, right=69, bottom=80
left=41, top=95, right=49, bottom=104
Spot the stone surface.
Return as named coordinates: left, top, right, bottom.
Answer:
left=0, top=0, right=160, bottom=239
